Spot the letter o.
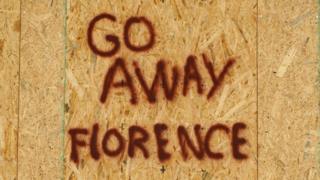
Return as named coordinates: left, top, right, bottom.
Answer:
left=87, top=13, right=120, bottom=57
left=102, top=129, right=125, bottom=156
left=124, top=16, right=155, bottom=52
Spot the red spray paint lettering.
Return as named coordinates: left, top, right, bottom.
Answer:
left=68, top=122, right=248, bottom=164
left=87, top=13, right=235, bottom=105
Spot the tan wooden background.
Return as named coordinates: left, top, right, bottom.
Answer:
left=0, top=0, right=319, bottom=179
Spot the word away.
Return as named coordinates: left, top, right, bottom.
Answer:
left=100, top=54, right=235, bottom=104
left=69, top=122, right=248, bottom=164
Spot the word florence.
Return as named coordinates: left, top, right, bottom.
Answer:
left=69, top=122, right=248, bottom=164
left=87, top=13, right=235, bottom=104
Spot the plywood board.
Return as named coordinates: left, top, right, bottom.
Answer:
left=18, top=0, right=64, bottom=179
left=0, top=0, right=319, bottom=179
left=258, top=0, right=319, bottom=179
left=0, top=0, right=20, bottom=179
left=64, top=0, right=257, bottom=179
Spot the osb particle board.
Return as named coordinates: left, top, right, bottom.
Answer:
left=18, top=1, right=64, bottom=179
left=0, top=0, right=318, bottom=179
left=64, top=0, right=257, bottom=179
left=0, top=0, right=19, bottom=179
left=258, top=0, right=319, bottom=179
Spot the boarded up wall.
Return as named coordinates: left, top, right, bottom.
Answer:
left=0, top=0, right=318, bottom=179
